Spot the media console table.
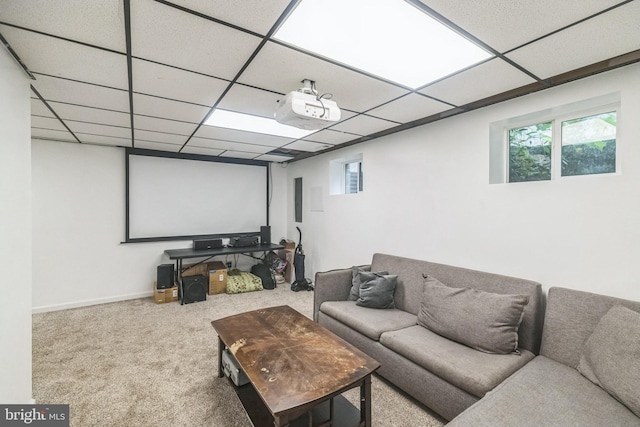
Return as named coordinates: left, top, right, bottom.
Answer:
left=164, top=243, right=284, bottom=282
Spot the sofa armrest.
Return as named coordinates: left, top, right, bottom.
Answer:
left=313, top=265, right=370, bottom=321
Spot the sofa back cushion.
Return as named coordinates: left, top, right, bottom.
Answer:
left=418, top=275, right=529, bottom=354
left=576, top=305, right=640, bottom=418
left=370, top=253, right=543, bottom=354
left=540, top=287, right=640, bottom=368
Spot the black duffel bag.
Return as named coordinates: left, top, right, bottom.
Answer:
left=251, top=263, right=276, bottom=290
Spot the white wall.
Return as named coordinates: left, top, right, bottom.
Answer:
left=31, top=141, right=288, bottom=311
left=286, top=63, right=640, bottom=301
left=28, top=63, right=640, bottom=310
left=0, top=48, right=33, bottom=402
left=269, top=163, right=289, bottom=243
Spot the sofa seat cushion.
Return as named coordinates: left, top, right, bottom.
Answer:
left=380, top=325, right=534, bottom=398
left=319, top=301, right=417, bottom=341
left=448, top=356, right=640, bottom=427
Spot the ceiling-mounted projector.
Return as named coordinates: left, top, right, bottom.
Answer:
left=275, top=79, right=341, bottom=130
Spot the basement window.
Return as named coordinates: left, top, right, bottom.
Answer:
left=490, top=93, right=620, bottom=184
left=330, top=154, right=363, bottom=195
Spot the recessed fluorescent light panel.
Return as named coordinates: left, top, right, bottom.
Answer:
left=204, top=109, right=315, bottom=139
left=274, top=0, right=493, bottom=89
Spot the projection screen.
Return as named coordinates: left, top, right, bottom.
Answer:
left=125, top=149, right=268, bottom=242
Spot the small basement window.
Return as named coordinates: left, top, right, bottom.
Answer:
left=330, top=153, right=364, bottom=195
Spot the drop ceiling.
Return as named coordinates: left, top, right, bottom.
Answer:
left=1, top=0, right=639, bottom=163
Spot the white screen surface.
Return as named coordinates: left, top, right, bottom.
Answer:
left=127, top=152, right=267, bottom=241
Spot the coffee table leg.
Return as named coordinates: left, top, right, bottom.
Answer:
left=217, top=337, right=224, bottom=378
left=361, top=375, right=372, bottom=427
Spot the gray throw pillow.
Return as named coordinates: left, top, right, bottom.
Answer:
left=356, top=273, right=397, bottom=309
left=349, top=267, right=388, bottom=301
left=417, top=275, right=529, bottom=354
left=577, top=305, right=640, bottom=418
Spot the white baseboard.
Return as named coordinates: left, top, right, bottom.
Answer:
left=32, top=291, right=154, bottom=314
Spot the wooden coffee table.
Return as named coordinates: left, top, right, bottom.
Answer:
left=211, top=305, right=380, bottom=427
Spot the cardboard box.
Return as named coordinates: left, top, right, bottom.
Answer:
left=207, top=261, right=228, bottom=295
left=153, top=281, right=178, bottom=304
left=182, top=263, right=208, bottom=277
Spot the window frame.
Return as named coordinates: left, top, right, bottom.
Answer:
left=344, top=160, right=363, bottom=194
left=507, top=121, right=553, bottom=183
left=490, top=94, right=621, bottom=184
left=329, top=153, right=364, bottom=195
left=557, top=108, right=618, bottom=179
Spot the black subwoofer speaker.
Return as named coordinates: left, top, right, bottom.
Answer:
left=180, top=275, right=207, bottom=304
left=157, top=264, right=174, bottom=289
left=260, top=225, right=271, bottom=245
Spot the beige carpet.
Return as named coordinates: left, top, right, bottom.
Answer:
left=33, top=284, right=445, bottom=426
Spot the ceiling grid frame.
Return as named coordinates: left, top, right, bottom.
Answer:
left=0, top=0, right=637, bottom=161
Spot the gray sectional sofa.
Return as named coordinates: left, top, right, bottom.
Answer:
left=314, top=253, right=640, bottom=425
left=449, top=286, right=640, bottom=426
left=313, top=253, right=545, bottom=421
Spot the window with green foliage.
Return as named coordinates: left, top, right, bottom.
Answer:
left=506, top=110, right=617, bottom=183
left=508, top=122, right=552, bottom=183
left=490, top=94, right=620, bottom=185
left=561, top=112, right=616, bottom=177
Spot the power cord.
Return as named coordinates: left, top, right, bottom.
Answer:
left=309, top=81, right=333, bottom=119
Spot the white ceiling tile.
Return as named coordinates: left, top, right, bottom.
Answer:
left=132, top=141, right=181, bottom=152
left=219, top=151, right=266, bottom=160
left=283, top=140, right=334, bottom=152
left=133, top=93, right=211, bottom=123
left=179, top=146, right=226, bottom=157
left=368, top=93, right=452, bottom=123
left=134, top=130, right=187, bottom=146
left=506, top=2, right=640, bottom=79
left=67, top=122, right=131, bottom=139
left=48, top=102, right=130, bottom=127
left=167, top=0, right=291, bottom=34
left=303, top=129, right=360, bottom=145
left=31, top=128, right=77, bottom=142
left=330, top=115, right=397, bottom=135
left=134, top=116, right=199, bottom=136
left=132, top=59, right=229, bottom=106
left=420, top=59, right=537, bottom=106
left=75, top=134, right=131, bottom=147
left=238, top=42, right=410, bottom=112
left=31, top=74, right=129, bottom=112
left=0, top=0, right=126, bottom=52
left=194, top=124, right=296, bottom=147
left=418, top=0, right=626, bottom=52
left=217, top=84, right=283, bottom=119
left=31, top=98, right=55, bottom=117
left=0, top=25, right=128, bottom=89
left=253, top=153, right=294, bottom=163
left=32, top=116, right=67, bottom=131
left=131, top=0, right=261, bottom=78
left=189, top=137, right=272, bottom=154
